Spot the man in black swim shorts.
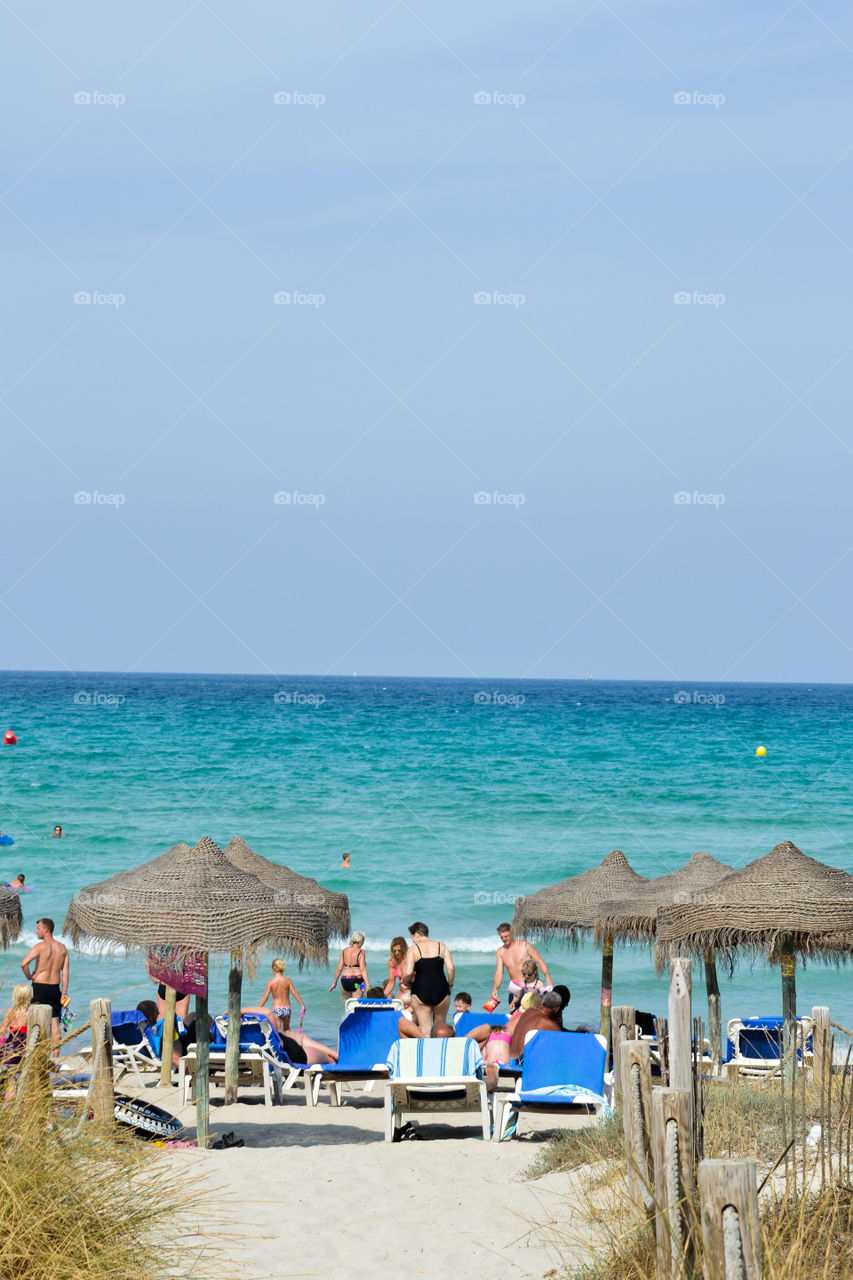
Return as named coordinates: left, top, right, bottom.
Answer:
left=21, top=917, right=69, bottom=1051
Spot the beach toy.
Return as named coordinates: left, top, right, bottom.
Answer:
left=3, top=730, right=16, bottom=745
left=483, top=996, right=500, bottom=1013
left=755, top=745, right=767, bottom=757
left=0, top=835, right=14, bottom=846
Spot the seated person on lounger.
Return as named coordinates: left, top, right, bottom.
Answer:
left=363, top=986, right=425, bottom=1039
left=461, top=995, right=539, bottom=1091
left=240, top=1006, right=339, bottom=1064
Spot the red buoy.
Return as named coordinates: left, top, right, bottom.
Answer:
left=3, top=731, right=17, bottom=745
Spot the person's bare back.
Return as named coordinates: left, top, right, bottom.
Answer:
left=30, top=935, right=67, bottom=984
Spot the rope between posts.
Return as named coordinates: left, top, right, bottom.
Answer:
left=830, top=1020, right=853, bottom=1038
left=722, top=1205, right=746, bottom=1280
left=665, top=1118, right=682, bottom=1249
left=629, top=1063, right=654, bottom=1211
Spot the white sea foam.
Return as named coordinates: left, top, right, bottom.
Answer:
left=16, top=931, right=126, bottom=957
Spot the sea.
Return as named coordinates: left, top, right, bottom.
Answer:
left=1, top=672, right=852, bottom=1046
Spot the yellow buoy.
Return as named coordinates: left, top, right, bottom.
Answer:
left=755, top=745, right=767, bottom=757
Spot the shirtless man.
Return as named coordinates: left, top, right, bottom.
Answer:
left=21, top=917, right=69, bottom=1050
left=490, top=922, right=552, bottom=1007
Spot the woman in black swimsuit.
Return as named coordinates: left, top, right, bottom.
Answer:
left=329, top=931, right=369, bottom=999
left=401, top=921, right=455, bottom=1034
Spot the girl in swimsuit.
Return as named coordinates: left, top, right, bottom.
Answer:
left=383, top=936, right=408, bottom=998
left=329, top=931, right=369, bottom=999
left=0, top=984, right=32, bottom=1081
left=401, top=922, right=455, bottom=1034
left=258, top=958, right=304, bottom=1033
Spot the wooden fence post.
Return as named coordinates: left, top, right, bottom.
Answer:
left=159, top=986, right=177, bottom=1086
left=224, top=952, right=243, bottom=1106
left=652, top=1087, right=695, bottom=1279
left=622, top=1040, right=654, bottom=1214
left=669, top=958, right=693, bottom=1135
left=20, top=1004, right=52, bottom=1107
left=811, top=1005, right=830, bottom=1089
left=612, top=1005, right=636, bottom=1106
left=698, top=1159, right=761, bottom=1280
left=89, top=998, right=114, bottom=1123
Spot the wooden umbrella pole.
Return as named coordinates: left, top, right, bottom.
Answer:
left=704, top=949, right=722, bottom=1070
left=600, top=935, right=614, bottom=1053
left=159, top=985, right=177, bottom=1086
left=195, top=955, right=210, bottom=1148
left=780, top=932, right=796, bottom=1081
left=224, top=951, right=243, bottom=1106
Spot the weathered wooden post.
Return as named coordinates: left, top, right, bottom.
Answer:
left=704, top=950, right=722, bottom=1072
left=622, top=1039, right=654, bottom=1214
left=159, top=985, right=177, bottom=1086
left=780, top=933, right=796, bottom=1082
left=669, top=958, right=693, bottom=1134
left=90, top=997, right=114, bottom=1123
left=224, top=951, right=243, bottom=1105
left=652, top=1087, right=695, bottom=1279
left=20, top=1003, right=52, bottom=1105
left=195, top=954, right=210, bottom=1148
left=811, top=1004, right=829, bottom=1089
left=612, top=1004, right=636, bottom=1106
left=698, top=1159, right=761, bottom=1280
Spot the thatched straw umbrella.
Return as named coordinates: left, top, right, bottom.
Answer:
left=223, top=837, right=350, bottom=937
left=0, top=887, right=23, bottom=948
left=655, top=840, right=853, bottom=1069
left=512, top=849, right=648, bottom=1048
left=64, top=836, right=331, bottom=1144
left=220, top=836, right=349, bottom=1097
left=594, top=850, right=734, bottom=1061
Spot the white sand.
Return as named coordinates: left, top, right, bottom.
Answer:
left=137, top=1079, right=602, bottom=1280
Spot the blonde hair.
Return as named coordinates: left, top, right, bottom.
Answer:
left=520, top=991, right=542, bottom=1011
left=389, top=935, right=407, bottom=957
left=350, top=931, right=365, bottom=947
left=271, top=958, right=286, bottom=974
left=11, top=984, right=32, bottom=1011
left=521, top=959, right=538, bottom=978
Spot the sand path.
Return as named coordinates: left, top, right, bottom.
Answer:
left=145, top=1082, right=598, bottom=1280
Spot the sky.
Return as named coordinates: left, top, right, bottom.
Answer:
left=2, top=1, right=852, bottom=681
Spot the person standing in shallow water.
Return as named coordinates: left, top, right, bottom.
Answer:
left=340, top=852, right=351, bottom=869
left=490, top=922, right=552, bottom=1008
left=401, top=922, right=454, bottom=1035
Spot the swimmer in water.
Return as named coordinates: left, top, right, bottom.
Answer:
left=7, top=873, right=25, bottom=889
left=51, top=825, right=64, bottom=838
left=340, top=852, right=351, bottom=869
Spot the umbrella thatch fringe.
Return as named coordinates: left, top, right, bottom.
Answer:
left=597, top=914, right=658, bottom=945
left=0, top=890, right=22, bottom=948
left=653, top=928, right=853, bottom=976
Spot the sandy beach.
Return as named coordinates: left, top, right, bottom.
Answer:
left=135, top=1079, right=599, bottom=1280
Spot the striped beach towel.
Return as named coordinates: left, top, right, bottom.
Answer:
left=386, top=1036, right=484, bottom=1079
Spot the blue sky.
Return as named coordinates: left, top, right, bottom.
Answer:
left=2, top=1, right=852, bottom=679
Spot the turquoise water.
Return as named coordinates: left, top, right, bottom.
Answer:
left=1, top=673, right=852, bottom=1044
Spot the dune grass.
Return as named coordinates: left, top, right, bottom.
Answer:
left=0, top=1073, right=208, bottom=1280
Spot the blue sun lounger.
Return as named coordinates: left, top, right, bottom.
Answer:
left=725, top=1015, right=814, bottom=1078
left=492, top=1030, right=610, bottom=1141
left=309, top=1007, right=403, bottom=1105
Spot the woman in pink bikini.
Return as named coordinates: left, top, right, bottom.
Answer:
left=383, top=936, right=408, bottom=998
